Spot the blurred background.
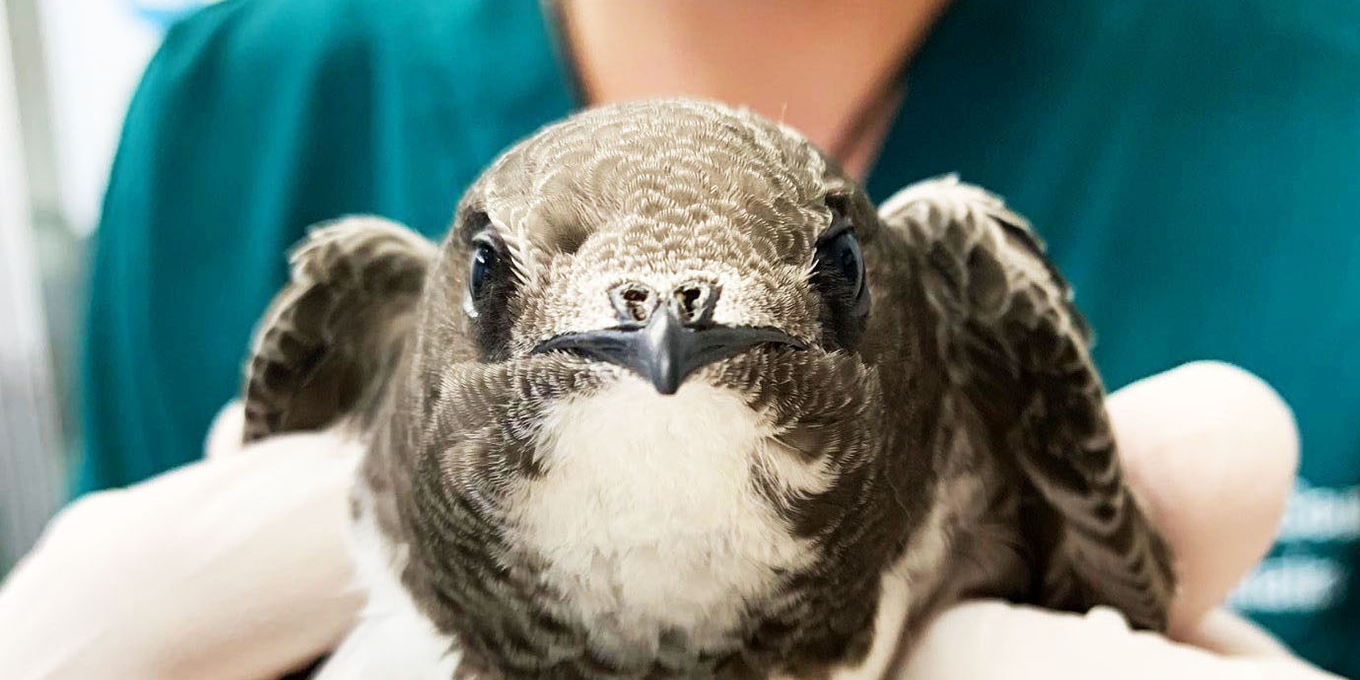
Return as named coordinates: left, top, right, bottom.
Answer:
left=0, top=0, right=207, bottom=573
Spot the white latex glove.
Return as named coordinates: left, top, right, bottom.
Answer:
left=0, top=362, right=1340, bottom=680
left=0, top=411, right=365, bottom=680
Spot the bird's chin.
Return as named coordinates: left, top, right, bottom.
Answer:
left=503, top=374, right=833, bottom=650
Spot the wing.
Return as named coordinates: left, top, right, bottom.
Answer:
left=874, top=176, right=1174, bottom=631
left=242, top=216, right=439, bottom=442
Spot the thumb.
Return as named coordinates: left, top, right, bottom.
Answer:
left=204, top=401, right=247, bottom=460
left=898, top=601, right=1341, bottom=680
left=1106, top=361, right=1298, bottom=636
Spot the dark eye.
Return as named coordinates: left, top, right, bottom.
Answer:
left=459, top=213, right=518, bottom=358
left=463, top=233, right=503, bottom=320
left=818, top=230, right=864, bottom=301
left=815, top=224, right=869, bottom=321
left=811, top=197, right=870, bottom=350
left=469, top=240, right=498, bottom=299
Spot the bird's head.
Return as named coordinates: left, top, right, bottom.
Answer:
left=438, top=100, right=878, bottom=386
left=404, top=97, right=905, bottom=527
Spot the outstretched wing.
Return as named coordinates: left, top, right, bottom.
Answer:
left=242, top=216, right=439, bottom=442
left=875, top=176, right=1174, bottom=631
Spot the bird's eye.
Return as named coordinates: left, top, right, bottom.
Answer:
left=818, top=230, right=864, bottom=301
left=463, top=233, right=503, bottom=320
left=815, top=223, right=868, bottom=321
left=811, top=197, right=870, bottom=350
left=460, top=213, right=517, bottom=359
left=469, top=240, right=498, bottom=298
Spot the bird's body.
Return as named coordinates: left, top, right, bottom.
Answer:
left=241, top=100, right=1173, bottom=680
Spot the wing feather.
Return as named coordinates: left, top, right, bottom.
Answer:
left=877, top=175, right=1174, bottom=631
left=242, top=216, right=439, bottom=442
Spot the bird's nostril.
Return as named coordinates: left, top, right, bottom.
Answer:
left=608, top=280, right=720, bottom=327
left=609, top=282, right=658, bottom=325
left=673, top=281, right=719, bottom=326
left=679, top=288, right=701, bottom=311
left=675, top=288, right=702, bottom=317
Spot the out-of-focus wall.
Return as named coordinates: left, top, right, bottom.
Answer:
left=0, top=0, right=62, bottom=574
left=0, top=0, right=206, bottom=571
left=38, top=0, right=169, bottom=235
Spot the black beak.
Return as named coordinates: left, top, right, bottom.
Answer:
left=530, top=306, right=805, bottom=395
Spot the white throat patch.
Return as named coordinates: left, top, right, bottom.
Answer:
left=509, top=376, right=830, bottom=650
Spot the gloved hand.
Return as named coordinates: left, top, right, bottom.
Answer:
left=0, top=412, right=365, bottom=680
left=0, top=362, right=1339, bottom=680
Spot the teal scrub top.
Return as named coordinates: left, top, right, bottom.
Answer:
left=83, top=0, right=1360, bottom=672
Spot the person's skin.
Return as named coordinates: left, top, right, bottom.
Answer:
left=559, top=0, right=954, bottom=179
left=0, top=362, right=1338, bottom=680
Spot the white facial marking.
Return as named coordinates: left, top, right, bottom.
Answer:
left=510, top=376, right=828, bottom=649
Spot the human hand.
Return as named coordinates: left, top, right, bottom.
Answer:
left=898, top=361, right=1341, bottom=679
left=0, top=406, right=365, bottom=680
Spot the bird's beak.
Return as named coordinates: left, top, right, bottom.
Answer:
left=530, top=306, right=805, bottom=395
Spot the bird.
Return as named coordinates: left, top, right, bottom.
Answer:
left=240, top=99, right=1174, bottom=680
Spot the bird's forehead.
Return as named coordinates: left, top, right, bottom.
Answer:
left=473, top=100, right=841, bottom=261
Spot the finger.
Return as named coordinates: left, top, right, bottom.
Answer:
left=148, top=429, right=367, bottom=680
left=1179, top=608, right=1294, bottom=658
left=0, top=429, right=365, bottom=680
left=897, top=601, right=1341, bottom=680
left=204, top=400, right=247, bottom=460
left=1106, top=361, right=1298, bottom=637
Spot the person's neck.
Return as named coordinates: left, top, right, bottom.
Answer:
left=557, top=1, right=951, bottom=179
